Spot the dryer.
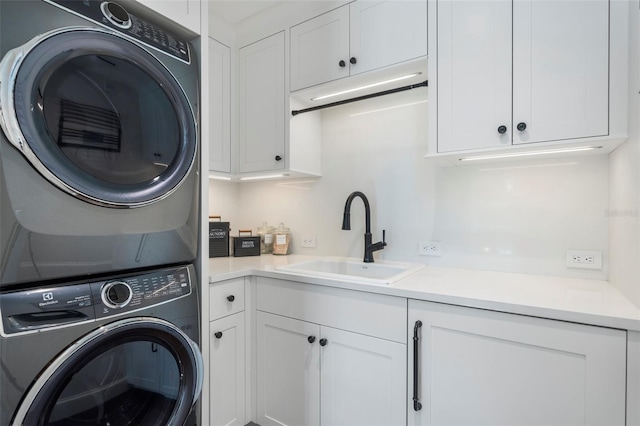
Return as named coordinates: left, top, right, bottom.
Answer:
left=0, top=0, right=200, bottom=288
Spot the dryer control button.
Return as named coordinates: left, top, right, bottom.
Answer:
left=101, top=281, right=133, bottom=309
left=101, top=2, right=132, bottom=29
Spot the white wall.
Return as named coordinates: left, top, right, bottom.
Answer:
left=608, top=4, right=640, bottom=308
left=210, top=88, right=611, bottom=280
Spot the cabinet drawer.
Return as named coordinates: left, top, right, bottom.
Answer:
left=210, top=278, right=245, bottom=321
left=257, top=277, right=406, bottom=343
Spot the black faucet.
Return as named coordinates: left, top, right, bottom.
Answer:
left=341, top=191, right=387, bottom=263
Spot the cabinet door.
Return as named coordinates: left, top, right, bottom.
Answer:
left=436, top=1, right=512, bottom=153
left=290, top=6, right=350, bottom=91
left=350, top=0, right=427, bottom=77
left=238, top=32, right=286, bottom=174
left=210, top=313, right=245, bottom=426
left=256, top=312, right=320, bottom=426
left=135, top=0, right=200, bottom=34
left=408, top=300, right=627, bottom=426
left=320, top=326, right=406, bottom=426
left=512, top=0, right=609, bottom=144
left=208, top=38, right=231, bottom=173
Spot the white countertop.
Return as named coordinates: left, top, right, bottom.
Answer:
left=208, top=255, right=640, bottom=332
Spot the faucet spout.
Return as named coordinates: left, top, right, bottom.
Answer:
left=341, top=191, right=385, bottom=263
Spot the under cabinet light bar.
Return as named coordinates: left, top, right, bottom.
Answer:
left=458, top=146, right=603, bottom=162
left=239, top=174, right=287, bottom=181
left=209, top=175, right=232, bottom=181
left=311, top=73, right=421, bottom=101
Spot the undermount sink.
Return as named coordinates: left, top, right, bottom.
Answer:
left=276, top=257, right=425, bottom=285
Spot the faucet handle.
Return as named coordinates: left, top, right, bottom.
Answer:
left=382, top=229, right=387, bottom=246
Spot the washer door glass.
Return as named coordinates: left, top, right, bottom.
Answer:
left=13, top=319, right=202, bottom=426
left=10, top=29, right=196, bottom=207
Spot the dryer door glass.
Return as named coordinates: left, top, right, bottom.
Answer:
left=9, top=29, right=197, bottom=207
left=12, top=319, right=203, bottom=425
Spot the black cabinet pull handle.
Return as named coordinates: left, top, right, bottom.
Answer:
left=497, top=125, right=507, bottom=134
left=339, top=60, right=346, bottom=67
left=214, top=331, right=223, bottom=339
left=413, top=320, right=423, bottom=411
left=319, top=338, right=328, bottom=346
left=517, top=122, right=527, bottom=131
left=350, top=57, right=357, bottom=65
left=227, top=295, right=235, bottom=302
left=275, top=155, right=282, bottom=161
left=308, top=336, right=316, bottom=344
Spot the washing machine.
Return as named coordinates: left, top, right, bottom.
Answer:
left=0, top=263, right=203, bottom=425
left=0, top=0, right=200, bottom=288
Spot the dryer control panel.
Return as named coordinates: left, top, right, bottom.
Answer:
left=0, top=265, right=193, bottom=336
left=44, top=0, right=191, bottom=63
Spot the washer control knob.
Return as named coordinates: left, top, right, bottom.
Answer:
left=101, top=281, right=133, bottom=309
left=101, top=2, right=132, bottom=29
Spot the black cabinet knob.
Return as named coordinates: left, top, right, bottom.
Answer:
left=214, top=331, right=223, bottom=339
left=497, top=125, right=507, bottom=134
left=319, top=338, right=328, bottom=346
left=308, top=336, right=316, bottom=344
left=339, top=60, right=346, bottom=67
left=275, top=155, right=282, bottom=161
left=350, top=57, right=357, bottom=65
left=517, top=122, right=527, bottom=131
left=227, top=295, right=235, bottom=302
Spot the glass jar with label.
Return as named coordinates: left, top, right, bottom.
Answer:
left=272, top=223, right=291, bottom=255
left=257, top=222, right=275, bottom=254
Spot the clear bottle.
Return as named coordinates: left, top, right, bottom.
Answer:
left=257, top=222, right=275, bottom=254
left=272, top=222, right=291, bottom=255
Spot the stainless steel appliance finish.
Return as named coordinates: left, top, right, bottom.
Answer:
left=0, top=0, right=200, bottom=287
left=0, top=264, right=203, bottom=426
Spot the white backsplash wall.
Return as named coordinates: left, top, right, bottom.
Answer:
left=209, top=89, right=610, bottom=280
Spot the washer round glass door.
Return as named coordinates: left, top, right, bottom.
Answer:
left=12, top=318, right=203, bottom=426
left=0, top=28, right=197, bottom=207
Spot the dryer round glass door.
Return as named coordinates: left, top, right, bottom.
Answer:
left=11, top=318, right=203, bottom=425
left=0, top=28, right=197, bottom=207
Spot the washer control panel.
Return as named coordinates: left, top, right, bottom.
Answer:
left=0, top=265, right=192, bottom=336
left=44, top=0, right=190, bottom=63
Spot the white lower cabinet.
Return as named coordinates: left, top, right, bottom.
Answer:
left=257, top=311, right=406, bottom=426
left=255, top=277, right=407, bottom=426
left=408, top=300, right=627, bottom=426
left=209, top=279, right=246, bottom=426
left=256, top=312, right=320, bottom=426
left=319, top=326, right=406, bottom=426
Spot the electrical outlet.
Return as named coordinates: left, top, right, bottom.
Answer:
left=566, top=250, right=603, bottom=270
left=301, top=235, right=317, bottom=248
left=419, top=241, right=441, bottom=256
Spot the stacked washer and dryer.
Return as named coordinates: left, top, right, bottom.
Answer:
left=0, top=1, right=203, bottom=424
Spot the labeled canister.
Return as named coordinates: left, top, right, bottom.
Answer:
left=209, top=216, right=229, bottom=258
left=257, top=222, right=275, bottom=254
left=232, top=230, right=261, bottom=257
left=273, top=223, right=291, bottom=255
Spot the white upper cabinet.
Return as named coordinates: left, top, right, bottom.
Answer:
left=290, top=0, right=427, bottom=92
left=349, top=0, right=428, bottom=77
left=290, top=7, right=350, bottom=92
left=238, top=32, right=286, bottom=174
left=238, top=32, right=322, bottom=178
left=135, top=0, right=201, bottom=34
left=436, top=0, right=611, bottom=153
left=512, top=1, right=609, bottom=145
left=208, top=38, right=231, bottom=174
left=436, top=1, right=513, bottom=152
